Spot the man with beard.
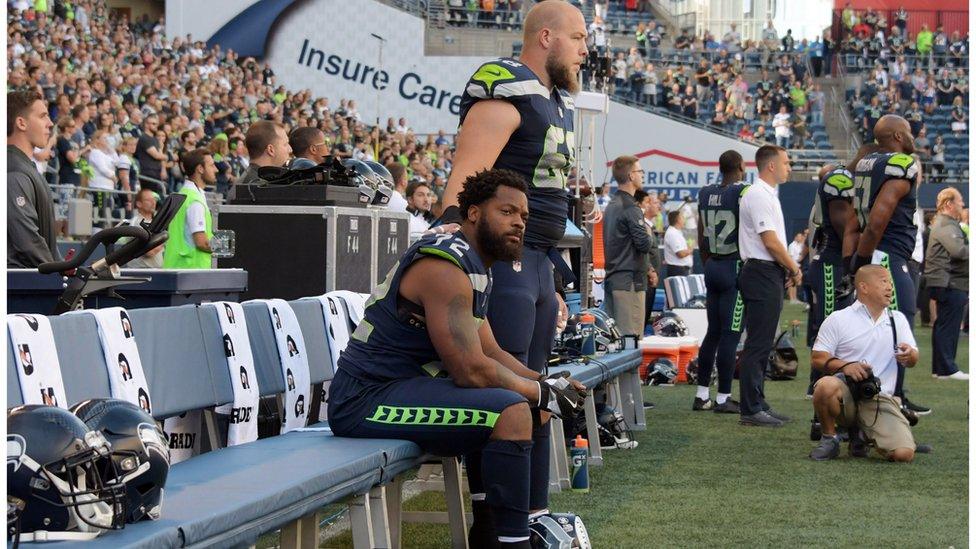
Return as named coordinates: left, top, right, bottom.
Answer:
left=432, top=2, right=588, bottom=539
left=848, top=115, right=930, bottom=416
left=327, top=170, right=586, bottom=548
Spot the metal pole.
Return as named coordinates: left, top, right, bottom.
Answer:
left=371, top=33, right=386, bottom=127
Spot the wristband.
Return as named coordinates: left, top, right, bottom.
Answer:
left=435, top=205, right=463, bottom=227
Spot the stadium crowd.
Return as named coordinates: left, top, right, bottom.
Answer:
left=6, top=0, right=456, bottom=232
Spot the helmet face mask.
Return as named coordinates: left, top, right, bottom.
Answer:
left=7, top=407, right=130, bottom=543
left=70, top=399, right=170, bottom=524
left=645, top=357, right=678, bottom=385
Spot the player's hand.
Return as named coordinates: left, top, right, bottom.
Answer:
left=842, top=360, right=872, bottom=382
left=895, top=343, right=917, bottom=367
left=555, top=292, right=569, bottom=334
left=536, top=371, right=587, bottom=418
left=422, top=223, right=460, bottom=236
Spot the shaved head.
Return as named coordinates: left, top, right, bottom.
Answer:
left=520, top=0, right=588, bottom=93
left=523, top=1, right=583, bottom=41
left=855, top=264, right=888, bottom=288
left=873, top=115, right=914, bottom=155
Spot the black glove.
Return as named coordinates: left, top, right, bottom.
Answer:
left=535, top=371, right=587, bottom=419
left=849, top=253, right=872, bottom=275
left=834, top=271, right=856, bottom=304
left=433, top=205, right=463, bottom=228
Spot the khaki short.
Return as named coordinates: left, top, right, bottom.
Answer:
left=816, top=376, right=916, bottom=454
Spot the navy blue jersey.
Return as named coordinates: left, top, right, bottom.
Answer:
left=852, top=152, right=919, bottom=260
left=815, top=167, right=855, bottom=255
left=696, top=182, right=749, bottom=257
left=337, top=231, right=491, bottom=383
left=459, top=58, right=575, bottom=248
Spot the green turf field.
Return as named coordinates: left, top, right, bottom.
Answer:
left=316, top=302, right=968, bottom=548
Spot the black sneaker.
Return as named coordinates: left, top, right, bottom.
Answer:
left=916, top=443, right=933, bottom=454
left=643, top=400, right=656, bottom=410
left=713, top=399, right=740, bottom=414
left=805, top=382, right=815, bottom=399
left=903, top=398, right=931, bottom=415
left=810, top=436, right=841, bottom=461
left=692, top=397, right=715, bottom=411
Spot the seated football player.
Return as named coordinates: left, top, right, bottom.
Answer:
left=327, top=169, right=587, bottom=548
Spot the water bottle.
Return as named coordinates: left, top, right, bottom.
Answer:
left=579, top=313, right=596, bottom=357
left=570, top=435, right=590, bottom=492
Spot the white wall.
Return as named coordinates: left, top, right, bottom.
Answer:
left=590, top=102, right=760, bottom=199
left=165, top=0, right=260, bottom=42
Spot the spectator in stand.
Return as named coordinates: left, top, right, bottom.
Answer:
left=924, top=188, right=968, bottom=380
left=895, top=6, right=908, bottom=35
left=135, top=113, right=166, bottom=195
left=932, top=25, right=948, bottom=63
left=722, top=23, right=741, bottom=52
left=231, top=121, right=292, bottom=198
left=792, top=107, right=809, bottom=149
left=124, top=188, right=164, bottom=269
left=808, top=84, right=825, bottom=126
left=643, top=63, right=659, bottom=106
left=773, top=105, right=792, bottom=149
left=681, top=85, right=698, bottom=118
left=646, top=21, right=662, bottom=56
left=588, top=15, right=607, bottom=54
left=781, top=29, right=795, bottom=53
left=787, top=231, right=806, bottom=304
left=635, top=22, right=648, bottom=58
left=948, top=31, right=966, bottom=65
left=87, top=130, right=120, bottom=226
left=950, top=96, right=967, bottom=135
left=916, top=24, right=933, bottom=64
left=914, top=126, right=932, bottom=162
left=663, top=210, right=693, bottom=278
left=808, top=36, right=824, bottom=77
left=936, top=69, right=955, bottom=106
left=674, top=28, right=692, bottom=50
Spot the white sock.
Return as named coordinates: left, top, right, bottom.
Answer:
left=696, top=386, right=710, bottom=400
left=716, top=392, right=731, bottom=404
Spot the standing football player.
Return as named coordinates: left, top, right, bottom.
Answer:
left=848, top=115, right=930, bottom=415
left=693, top=150, right=749, bottom=413
left=434, top=1, right=590, bottom=544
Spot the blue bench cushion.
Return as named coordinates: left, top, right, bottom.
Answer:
left=289, top=299, right=332, bottom=385
left=128, top=305, right=232, bottom=419
left=554, top=350, right=643, bottom=389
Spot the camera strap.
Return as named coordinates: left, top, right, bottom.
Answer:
left=888, top=308, right=898, bottom=353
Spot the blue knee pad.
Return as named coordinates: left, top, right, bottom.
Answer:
left=482, top=439, right=533, bottom=539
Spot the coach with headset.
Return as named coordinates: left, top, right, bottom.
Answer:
left=736, top=145, right=800, bottom=428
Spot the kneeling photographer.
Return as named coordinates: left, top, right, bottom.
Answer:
left=808, top=265, right=919, bottom=462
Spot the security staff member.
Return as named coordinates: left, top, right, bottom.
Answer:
left=737, top=145, right=800, bottom=427
left=603, top=155, right=655, bottom=337
left=8, top=89, right=59, bottom=268
left=163, top=148, right=216, bottom=269
left=848, top=115, right=928, bottom=415
left=694, top=150, right=749, bottom=413
left=924, top=187, right=968, bottom=380
left=433, top=2, right=589, bottom=538
left=327, top=170, right=585, bottom=548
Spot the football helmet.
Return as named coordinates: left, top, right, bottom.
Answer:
left=362, top=160, right=394, bottom=187
left=650, top=311, right=689, bottom=337
left=685, top=358, right=714, bottom=386
left=71, top=399, right=170, bottom=523
left=596, top=404, right=638, bottom=450
left=683, top=294, right=707, bottom=308
left=341, top=159, right=379, bottom=204
left=7, top=405, right=128, bottom=544
left=583, top=308, right=622, bottom=344
left=645, top=357, right=677, bottom=386
left=530, top=512, right=591, bottom=549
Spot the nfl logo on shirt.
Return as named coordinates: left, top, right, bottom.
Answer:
left=512, top=261, right=522, bottom=272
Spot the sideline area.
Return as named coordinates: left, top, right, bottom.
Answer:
left=313, top=303, right=968, bottom=548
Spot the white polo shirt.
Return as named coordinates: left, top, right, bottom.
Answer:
left=663, top=226, right=693, bottom=267
left=738, top=177, right=786, bottom=261
left=813, top=300, right=917, bottom=395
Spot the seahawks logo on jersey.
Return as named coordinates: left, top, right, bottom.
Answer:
left=820, top=168, right=854, bottom=199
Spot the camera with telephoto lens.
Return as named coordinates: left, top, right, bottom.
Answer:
left=846, top=371, right=881, bottom=402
